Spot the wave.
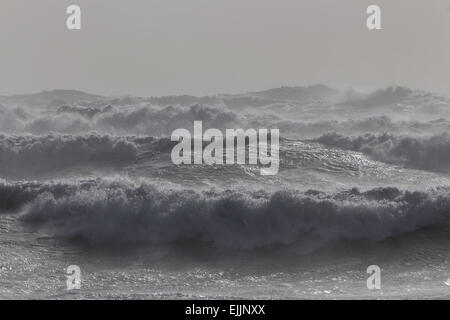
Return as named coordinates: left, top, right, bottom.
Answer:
left=344, top=86, right=414, bottom=107
left=0, top=134, right=138, bottom=178
left=0, top=103, right=244, bottom=136
left=3, top=95, right=450, bottom=139
left=313, top=133, right=450, bottom=173
left=1, top=178, right=447, bottom=250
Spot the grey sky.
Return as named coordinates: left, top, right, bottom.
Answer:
left=1, top=0, right=449, bottom=96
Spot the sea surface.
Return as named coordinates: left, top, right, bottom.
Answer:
left=1, top=85, right=450, bottom=299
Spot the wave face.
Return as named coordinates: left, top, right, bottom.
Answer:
left=313, top=133, right=450, bottom=172
left=0, top=134, right=138, bottom=178
left=2, top=178, right=446, bottom=249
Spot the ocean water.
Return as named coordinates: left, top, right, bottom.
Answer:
left=1, top=85, right=450, bottom=299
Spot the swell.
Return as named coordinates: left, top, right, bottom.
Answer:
left=0, top=104, right=241, bottom=136
left=1, top=178, right=448, bottom=250
left=0, top=133, right=138, bottom=179
left=313, top=132, right=450, bottom=173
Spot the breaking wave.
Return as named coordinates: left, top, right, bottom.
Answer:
left=3, top=98, right=450, bottom=139
left=313, top=132, right=450, bottom=172
left=0, top=104, right=242, bottom=136
left=1, top=178, right=447, bottom=250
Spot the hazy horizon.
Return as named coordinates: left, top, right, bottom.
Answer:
left=1, top=83, right=448, bottom=99
left=1, top=0, right=450, bottom=97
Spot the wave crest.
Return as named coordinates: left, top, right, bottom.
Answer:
left=4, top=179, right=447, bottom=249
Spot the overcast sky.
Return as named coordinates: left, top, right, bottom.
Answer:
left=1, top=0, right=449, bottom=96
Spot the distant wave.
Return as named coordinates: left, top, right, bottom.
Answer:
left=271, top=117, right=450, bottom=139
left=313, top=133, right=450, bottom=172
left=3, top=98, right=450, bottom=138
left=1, top=178, right=447, bottom=250
left=344, top=86, right=414, bottom=107
left=0, top=134, right=138, bottom=178
left=8, top=104, right=241, bottom=136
